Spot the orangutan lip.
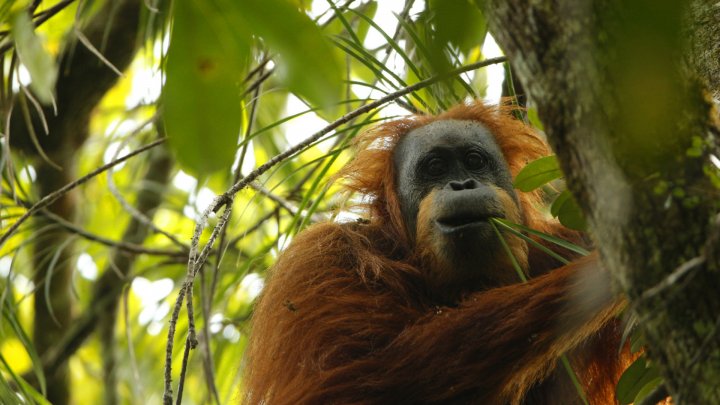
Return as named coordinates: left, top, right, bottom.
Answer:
left=436, top=214, right=504, bottom=232
left=437, top=216, right=488, bottom=228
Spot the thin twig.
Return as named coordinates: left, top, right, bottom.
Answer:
left=0, top=138, right=166, bottom=247
left=174, top=339, right=192, bottom=405
left=241, top=69, right=273, bottom=99
left=33, top=0, right=78, bottom=24
left=74, top=27, right=124, bottom=77
left=242, top=55, right=271, bottom=85
left=639, top=256, right=705, bottom=302
left=165, top=201, right=234, bottom=405
left=37, top=208, right=187, bottom=257
left=279, top=4, right=414, bottom=202
left=315, top=0, right=356, bottom=24
left=163, top=281, right=187, bottom=404
left=187, top=204, right=235, bottom=345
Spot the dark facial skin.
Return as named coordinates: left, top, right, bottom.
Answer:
left=393, top=120, right=523, bottom=289
left=394, top=120, right=517, bottom=237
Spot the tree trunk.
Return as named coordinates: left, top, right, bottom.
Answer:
left=482, top=0, right=720, bottom=403
left=687, top=1, right=720, bottom=100
left=32, top=163, right=76, bottom=404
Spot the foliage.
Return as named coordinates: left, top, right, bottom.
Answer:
left=514, top=155, right=586, bottom=231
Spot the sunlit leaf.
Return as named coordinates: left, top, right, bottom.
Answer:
left=514, top=155, right=562, bottom=192
left=11, top=10, right=57, bottom=104
left=550, top=189, right=587, bottom=231
left=164, top=0, right=250, bottom=175
left=527, top=107, right=545, bottom=131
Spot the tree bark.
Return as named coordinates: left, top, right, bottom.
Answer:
left=482, top=0, right=720, bottom=403
left=687, top=1, right=720, bottom=100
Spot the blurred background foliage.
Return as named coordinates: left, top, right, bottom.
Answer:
left=0, top=0, right=523, bottom=403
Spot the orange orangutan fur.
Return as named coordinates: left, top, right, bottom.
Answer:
left=243, top=102, right=633, bottom=404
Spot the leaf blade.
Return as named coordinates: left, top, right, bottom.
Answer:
left=163, top=0, right=249, bottom=175
left=550, top=189, right=587, bottom=231
left=11, top=10, right=57, bottom=104
left=616, top=357, right=662, bottom=405
left=514, top=155, right=562, bottom=192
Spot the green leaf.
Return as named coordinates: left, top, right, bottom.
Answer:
left=616, top=357, right=662, bottom=405
left=428, top=0, right=487, bottom=53
left=492, top=218, right=591, bottom=257
left=353, top=2, right=378, bottom=44
left=527, top=107, right=545, bottom=131
left=237, top=0, right=343, bottom=109
left=11, top=10, right=57, bottom=104
left=550, top=189, right=587, bottom=231
left=633, top=375, right=664, bottom=404
left=514, top=155, right=562, bottom=192
left=492, top=218, right=570, bottom=264
left=164, top=0, right=250, bottom=175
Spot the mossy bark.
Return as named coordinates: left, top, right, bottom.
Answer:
left=481, top=1, right=720, bottom=402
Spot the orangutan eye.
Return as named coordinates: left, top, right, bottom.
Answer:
left=465, top=151, right=488, bottom=170
left=425, top=157, right=448, bottom=177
